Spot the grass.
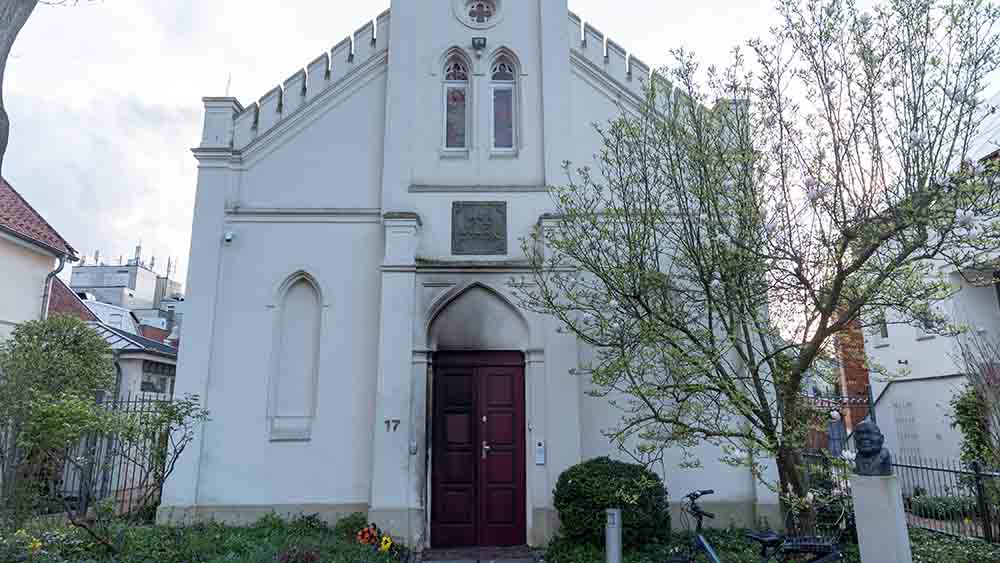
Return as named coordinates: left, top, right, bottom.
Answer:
left=545, top=527, right=1000, bottom=563
left=0, top=514, right=409, bottom=563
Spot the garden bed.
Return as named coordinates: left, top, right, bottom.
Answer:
left=0, top=514, right=412, bottom=563
left=544, top=528, right=1000, bottom=563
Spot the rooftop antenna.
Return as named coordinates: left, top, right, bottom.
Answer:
left=225, top=73, right=232, bottom=97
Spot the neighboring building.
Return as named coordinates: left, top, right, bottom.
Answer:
left=0, top=177, right=78, bottom=339
left=160, top=1, right=779, bottom=547
left=47, top=276, right=99, bottom=324
left=88, top=323, right=178, bottom=399
left=71, top=250, right=186, bottom=340
left=70, top=259, right=160, bottom=310
left=78, top=297, right=142, bottom=335
left=873, top=374, right=968, bottom=461
left=48, top=277, right=179, bottom=399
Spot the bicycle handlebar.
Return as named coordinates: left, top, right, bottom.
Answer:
left=685, top=489, right=715, bottom=500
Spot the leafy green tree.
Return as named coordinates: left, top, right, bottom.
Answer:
left=0, top=313, right=114, bottom=517
left=517, top=0, right=1000, bottom=499
left=0, top=315, right=209, bottom=553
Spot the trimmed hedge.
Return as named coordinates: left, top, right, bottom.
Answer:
left=553, top=457, right=670, bottom=547
left=909, top=495, right=979, bottom=520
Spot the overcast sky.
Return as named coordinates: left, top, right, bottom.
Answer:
left=6, top=0, right=790, bottom=282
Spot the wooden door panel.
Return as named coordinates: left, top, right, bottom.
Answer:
left=479, top=365, right=525, bottom=547
left=431, top=354, right=525, bottom=548
left=431, top=367, right=478, bottom=548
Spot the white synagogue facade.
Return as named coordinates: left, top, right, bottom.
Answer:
left=159, top=0, right=778, bottom=549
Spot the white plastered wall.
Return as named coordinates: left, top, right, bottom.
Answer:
left=0, top=234, right=55, bottom=339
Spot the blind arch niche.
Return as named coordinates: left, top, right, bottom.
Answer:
left=268, top=271, right=324, bottom=441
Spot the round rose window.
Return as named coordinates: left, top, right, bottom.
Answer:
left=454, top=0, right=502, bottom=30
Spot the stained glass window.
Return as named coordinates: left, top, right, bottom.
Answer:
left=493, top=88, right=513, bottom=149
left=491, top=56, right=516, bottom=150
left=444, top=57, right=469, bottom=150
left=445, top=61, right=468, bottom=81
left=446, top=87, right=468, bottom=149
left=492, top=61, right=515, bottom=81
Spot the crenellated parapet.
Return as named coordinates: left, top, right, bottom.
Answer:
left=567, top=10, right=669, bottom=104
left=209, top=9, right=391, bottom=153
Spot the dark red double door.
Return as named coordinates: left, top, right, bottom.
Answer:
left=431, top=352, right=526, bottom=548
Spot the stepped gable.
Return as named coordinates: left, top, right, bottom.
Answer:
left=233, top=9, right=391, bottom=151
left=568, top=10, right=670, bottom=103
left=0, top=176, right=76, bottom=257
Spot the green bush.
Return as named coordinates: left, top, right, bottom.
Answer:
left=909, top=495, right=979, bottom=520
left=553, top=457, right=670, bottom=548
left=332, top=512, right=368, bottom=541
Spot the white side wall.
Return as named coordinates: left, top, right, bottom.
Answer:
left=196, top=220, right=382, bottom=508
left=874, top=376, right=967, bottom=462
left=0, top=234, right=54, bottom=339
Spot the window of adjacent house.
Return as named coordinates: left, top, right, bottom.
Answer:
left=879, top=318, right=889, bottom=339
left=444, top=58, right=469, bottom=150
left=491, top=57, right=516, bottom=151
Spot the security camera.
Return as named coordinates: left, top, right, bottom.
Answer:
left=223, top=231, right=235, bottom=244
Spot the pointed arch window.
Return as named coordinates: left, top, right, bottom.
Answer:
left=269, top=274, right=322, bottom=441
left=444, top=56, right=470, bottom=150
left=491, top=56, right=517, bottom=151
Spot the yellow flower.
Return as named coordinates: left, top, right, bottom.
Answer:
left=28, top=538, right=42, bottom=554
left=379, top=534, right=393, bottom=552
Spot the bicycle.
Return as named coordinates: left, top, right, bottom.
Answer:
left=666, top=489, right=845, bottom=562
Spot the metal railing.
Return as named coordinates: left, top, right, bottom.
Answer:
left=801, top=451, right=1000, bottom=544
left=894, top=455, right=999, bottom=543
left=2, top=393, right=170, bottom=523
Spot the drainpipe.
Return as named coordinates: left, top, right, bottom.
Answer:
left=39, top=254, right=66, bottom=321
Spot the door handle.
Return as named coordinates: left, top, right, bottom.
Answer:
left=482, top=440, right=491, bottom=460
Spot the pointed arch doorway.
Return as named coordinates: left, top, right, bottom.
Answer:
left=426, top=283, right=528, bottom=548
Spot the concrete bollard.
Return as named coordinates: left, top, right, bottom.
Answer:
left=605, top=508, right=622, bottom=563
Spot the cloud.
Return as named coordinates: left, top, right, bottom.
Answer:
left=4, top=92, right=201, bottom=278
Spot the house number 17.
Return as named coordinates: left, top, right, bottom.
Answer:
left=384, top=419, right=401, bottom=432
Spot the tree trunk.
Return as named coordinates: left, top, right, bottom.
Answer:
left=0, top=0, right=40, bottom=175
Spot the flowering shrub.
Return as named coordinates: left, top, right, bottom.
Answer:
left=355, top=522, right=403, bottom=558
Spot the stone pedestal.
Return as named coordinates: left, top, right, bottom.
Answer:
left=851, top=475, right=913, bottom=563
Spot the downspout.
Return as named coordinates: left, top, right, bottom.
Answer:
left=39, top=254, right=66, bottom=321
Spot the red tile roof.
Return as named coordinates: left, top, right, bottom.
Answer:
left=47, top=276, right=98, bottom=322
left=0, top=177, right=76, bottom=257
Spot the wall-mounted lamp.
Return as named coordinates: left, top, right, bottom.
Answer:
left=223, top=231, right=235, bottom=245
left=472, top=37, right=487, bottom=57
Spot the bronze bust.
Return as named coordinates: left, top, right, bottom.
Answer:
left=853, top=420, right=893, bottom=476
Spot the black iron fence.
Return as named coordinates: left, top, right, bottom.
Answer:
left=894, top=455, right=999, bottom=543
left=2, top=393, right=170, bottom=522
left=801, top=451, right=1000, bottom=544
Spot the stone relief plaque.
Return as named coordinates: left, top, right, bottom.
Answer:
left=452, top=201, right=507, bottom=255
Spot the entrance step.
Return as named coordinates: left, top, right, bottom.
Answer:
left=420, top=545, right=540, bottom=562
